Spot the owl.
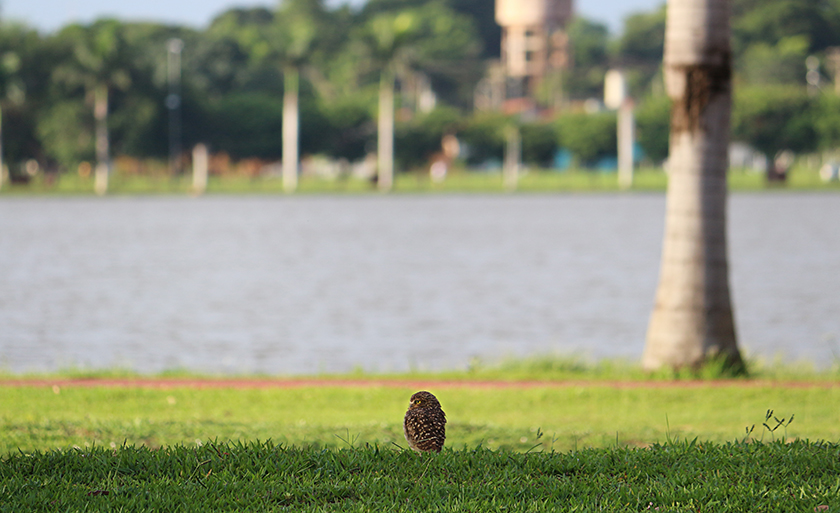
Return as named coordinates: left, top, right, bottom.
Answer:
left=403, top=390, right=446, bottom=453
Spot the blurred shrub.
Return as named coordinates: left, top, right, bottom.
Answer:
left=635, top=95, right=670, bottom=164
left=556, top=111, right=617, bottom=166
left=520, top=122, right=559, bottom=168
left=395, top=106, right=462, bottom=171
left=732, top=85, right=818, bottom=160
left=458, top=112, right=507, bottom=167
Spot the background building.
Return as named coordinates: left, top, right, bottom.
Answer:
left=495, top=0, right=574, bottom=110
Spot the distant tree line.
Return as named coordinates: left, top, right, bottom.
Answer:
left=1, top=0, right=839, bottom=177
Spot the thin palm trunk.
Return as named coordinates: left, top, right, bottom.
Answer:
left=93, top=84, right=110, bottom=196
left=643, top=0, right=743, bottom=371
left=617, top=101, right=635, bottom=190
left=377, top=67, right=395, bottom=192
left=503, top=125, right=520, bottom=191
left=282, top=66, right=300, bottom=193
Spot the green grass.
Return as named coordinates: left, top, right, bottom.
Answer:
left=2, top=382, right=838, bottom=455
left=1, top=439, right=838, bottom=511
left=4, top=352, right=840, bottom=383
left=3, top=362, right=839, bottom=511
left=3, top=165, right=839, bottom=195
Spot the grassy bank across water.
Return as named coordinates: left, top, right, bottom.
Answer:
left=1, top=379, right=837, bottom=455
left=2, top=166, right=839, bottom=195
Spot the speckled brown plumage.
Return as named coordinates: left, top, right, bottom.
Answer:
left=403, top=390, right=446, bottom=453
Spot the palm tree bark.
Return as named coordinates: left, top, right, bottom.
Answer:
left=282, top=66, right=300, bottom=193
left=93, top=83, right=110, bottom=196
left=643, top=0, right=743, bottom=371
left=377, top=67, right=395, bottom=192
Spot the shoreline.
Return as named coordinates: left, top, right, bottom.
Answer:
left=2, top=376, right=837, bottom=389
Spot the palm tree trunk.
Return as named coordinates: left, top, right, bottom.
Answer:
left=191, top=143, right=209, bottom=195
left=503, top=124, right=520, bottom=191
left=377, top=67, right=395, bottom=193
left=282, top=66, right=300, bottom=193
left=617, top=100, right=635, bottom=190
left=93, top=84, right=110, bottom=196
left=643, top=0, right=743, bottom=372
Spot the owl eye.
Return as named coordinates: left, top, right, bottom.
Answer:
left=413, top=399, right=422, bottom=405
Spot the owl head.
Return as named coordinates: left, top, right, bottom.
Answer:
left=408, top=391, right=441, bottom=410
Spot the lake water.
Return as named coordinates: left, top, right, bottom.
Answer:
left=1, top=193, right=838, bottom=374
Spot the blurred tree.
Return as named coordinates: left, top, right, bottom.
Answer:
left=458, top=111, right=507, bottom=166
left=357, top=3, right=479, bottom=190
left=732, top=0, right=840, bottom=56
left=566, top=18, right=610, bottom=100
left=737, top=36, right=809, bottom=85
left=0, top=29, right=20, bottom=177
left=259, top=0, right=326, bottom=192
left=53, top=20, right=134, bottom=193
left=358, top=10, right=420, bottom=191
left=732, top=85, right=817, bottom=177
left=409, top=2, right=482, bottom=108
left=208, top=93, right=284, bottom=159
left=36, top=100, right=94, bottom=169
left=644, top=0, right=743, bottom=372
left=0, top=23, right=60, bottom=172
left=446, top=0, right=499, bottom=59
left=614, top=6, right=665, bottom=96
left=520, top=122, right=559, bottom=168
left=315, top=97, right=373, bottom=162
left=394, top=105, right=460, bottom=170
left=364, top=0, right=497, bottom=58
left=634, top=94, right=670, bottom=164
left=556, top=112, right=616, bottom=166
left=813, top=92, right=840, bottom=151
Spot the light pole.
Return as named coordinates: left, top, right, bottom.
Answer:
left=806, top=55, right=821, bottom=96
left=167, top=38, right=183, bottom=175
left=605, top=69, right=634, bottom=189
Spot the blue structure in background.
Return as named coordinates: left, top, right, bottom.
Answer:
left=553, top=149, right=573, bottom=170
left=553, top=143, right=646, bottom=172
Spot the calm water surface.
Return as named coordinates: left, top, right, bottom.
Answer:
left=1, top=193, right=838, bottom=374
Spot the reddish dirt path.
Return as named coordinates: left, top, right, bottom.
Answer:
left=1, top=377, right=837, bottom=389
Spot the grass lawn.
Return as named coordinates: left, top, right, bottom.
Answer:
left=2, top=373, right=839, bottom=511
left=3, top=165, right=839, bottom=195
left=2, top=381, right=837, bottom=455
left=2, top=439, right=839, bottom=511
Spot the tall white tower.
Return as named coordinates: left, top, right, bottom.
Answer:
left=495, top=0, right=573, bottom=102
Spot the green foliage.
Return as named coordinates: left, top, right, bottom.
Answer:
left=53, top=20, right=134, bottom=93
left=556, top=112, right=617, bottom=166
left=565, top=18, right=610, bottom=99
left=1, top=439, right=839, bottom=511
left=813, top=92, right=840, bottom=150
left=36, top=101, right=95, bottom=167
left=316, top=98, right=374, bottom=161
left=395, top=106, right=461, bottom=170
left=732, top=0, right=840, bottom=54
left=615, top=6, right=665, bottom=66
left=206, top=93, right=284, bottom=159
left=520, top=121, right=559, bottom=167
left=2, top=0, right=840, bottom=174
left=732, top=85, right=819, bottom=160
left=635, top=95, right=670, bottom=164
left=738, top=36, right=810, bottom=85
left=458, top=112, right=507, bottom=166
left=614, top=6, right=666, bottom=96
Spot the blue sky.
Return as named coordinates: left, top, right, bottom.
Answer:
left=3, top=0, right=663, bottom=35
